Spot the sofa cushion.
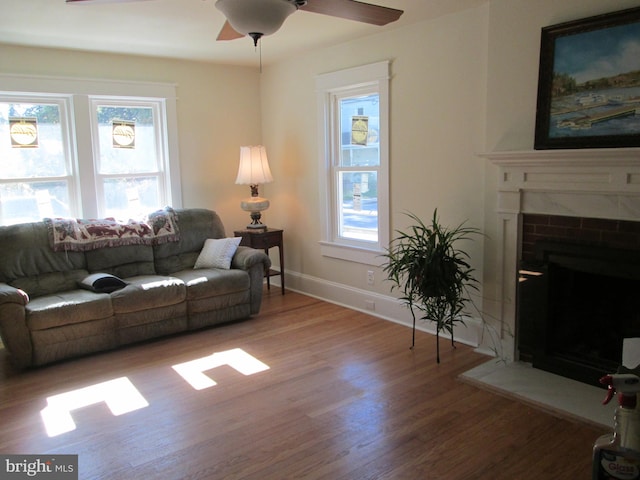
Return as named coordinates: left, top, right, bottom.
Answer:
left=194, top=237, right=242, bottom=270
left=86, top=244, right=156, bottom=278
left=115, top=303, right=187, bottom=331
left=26, top=290, right=113, bottom=331
left=30, top=317, right=117, bottom=366
left=110, top=275, right=186, bottom=314
left=154, top=209, right=226, bottom=275
left=171, top=268, right=249, bottom=300
left=11, top=269, right=89, bottom=299
left=0, top=222, right=86, bottom=284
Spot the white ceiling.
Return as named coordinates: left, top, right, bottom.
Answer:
left=0, top=0, right=487, bottom=67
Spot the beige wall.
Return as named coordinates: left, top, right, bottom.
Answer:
left=0, top=44, right=262, bottom=232
left=260, top=6, right=489, bottom=311
left=259, top=0, right=640, bottom=342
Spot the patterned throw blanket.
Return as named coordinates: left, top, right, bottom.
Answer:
left=45, top=207, right=180, bottom=252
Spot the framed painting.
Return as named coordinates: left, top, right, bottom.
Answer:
left=534, top=6, right=640, bottom=149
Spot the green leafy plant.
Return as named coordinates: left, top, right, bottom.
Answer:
left=382, top=209, right=480, bottom=363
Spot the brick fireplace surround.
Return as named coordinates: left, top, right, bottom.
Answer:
left=521, top=213, right=640, bottom=263
left=481, top=148, right=640, bottom=365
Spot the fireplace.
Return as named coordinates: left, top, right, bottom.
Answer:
left=517, top=214, right=640, bottom=386
left=480, top=147, right=640, bottom=383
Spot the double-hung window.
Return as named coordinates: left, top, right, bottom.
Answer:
left=0, top=96, right=76, bottom=224
left=316, top=61, right=390, bottom=264
left=0, top=75, right=181, bottom=226
left=90, top=98, right=168, bottom=219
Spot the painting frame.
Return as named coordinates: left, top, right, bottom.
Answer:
left=534, top=6, right=640, bottom=150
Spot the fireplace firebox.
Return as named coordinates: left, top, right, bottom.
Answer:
left=518, top=239, right=640, bottom=387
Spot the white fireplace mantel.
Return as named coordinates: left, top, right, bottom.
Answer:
left=481, top=147, right=640, bottom=221
left=479, top=147, right=640, bottom=361
left=480, top=147, right=640, bottom=165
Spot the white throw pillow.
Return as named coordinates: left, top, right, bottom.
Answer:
left=194, top=237, right=242, bottom=270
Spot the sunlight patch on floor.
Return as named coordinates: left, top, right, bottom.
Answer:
left=172, top=348, right=270, bottom=390
left=38, top=349, right=270, bottom=437
left=40, top=377, right=149, bottom=437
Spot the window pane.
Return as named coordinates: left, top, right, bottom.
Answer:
left=96, top=105, right=158, bottom=174
left=0, top=102, right=67, bottom=178
left=103, top=177, right=159, bottom=219
left=338, top=171, right=378, bottom=242
left=338, top=94, right=379, bottom=244
left=0, top=181, right=71, bottom=225
left=339, top=94, right=379, bottom=167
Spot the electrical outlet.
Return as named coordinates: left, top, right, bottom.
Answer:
left=366, top=270, right=374, bottom=285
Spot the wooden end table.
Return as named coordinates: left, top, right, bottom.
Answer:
left=234, top=228, right=285, bottom=295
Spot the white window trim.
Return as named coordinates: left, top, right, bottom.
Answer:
left=88, top=96, right=170, bottom=217
left=0, top=74, right=182, bottom=219
left=315, top=61, right=390, bottom=265
left=0, top=93, right=81, bottom=218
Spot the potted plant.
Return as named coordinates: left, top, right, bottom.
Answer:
left=382, top=209, right=480, bottom=363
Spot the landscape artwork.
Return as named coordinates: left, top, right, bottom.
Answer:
left=535, top=7, right=640, bottom=149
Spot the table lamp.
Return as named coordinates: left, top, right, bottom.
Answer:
left=235, top=145, right=274, bottom=230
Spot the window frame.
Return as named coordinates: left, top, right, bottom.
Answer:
left=0, top=74, right=181, bottom=224
left=316, top=61, right=390, bottom=265
left=0, top=93, right=80, bottom=223
left=88, top=96, right=170, bottom=218
left=331, top=86, right=381, bottom=246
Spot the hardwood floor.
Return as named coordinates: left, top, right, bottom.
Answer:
left=0, top=289, right=602, bottom=479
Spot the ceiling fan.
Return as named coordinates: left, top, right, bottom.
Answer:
left=66, top=0, right=404, bottom=47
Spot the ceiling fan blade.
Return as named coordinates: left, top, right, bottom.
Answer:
left=300, top=0, right=403, bottom=26
left=217, top=20, right=244, bottom=41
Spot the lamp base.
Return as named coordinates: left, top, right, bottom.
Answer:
left=246, top=210, right=267, bottom=230
left=246, top=224, right=267, bottom=230
left=240, top=196, right=269, bottom=231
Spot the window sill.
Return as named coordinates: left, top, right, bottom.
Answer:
left=319, top=241, right=385, bottom=266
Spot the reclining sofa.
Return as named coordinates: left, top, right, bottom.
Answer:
left=0, top=208, right=271, bottom=369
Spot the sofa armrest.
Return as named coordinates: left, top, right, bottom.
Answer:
left=0, top=282, right=29, bottom=306
left=0, top=283, right=32, bottom=369
left=231, top=246, right=272, bottom=271
left=231, top=247, right=271, bottom=315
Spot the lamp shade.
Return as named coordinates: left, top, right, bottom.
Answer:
left=216, top=0, right=296, bottom=37
left=235, top=145, right=274, bottom=186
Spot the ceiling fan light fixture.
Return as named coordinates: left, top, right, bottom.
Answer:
left=216, top=0, right=297, bottom=43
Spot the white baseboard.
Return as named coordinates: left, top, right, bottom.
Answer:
left=269, top=270, right=482, bottom=349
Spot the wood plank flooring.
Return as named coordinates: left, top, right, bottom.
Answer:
left=0, top=289, right=603, bottom=479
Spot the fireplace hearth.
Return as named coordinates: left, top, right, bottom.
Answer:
left=517, top=216, right=640, bottom=387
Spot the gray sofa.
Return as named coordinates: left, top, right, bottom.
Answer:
left=0, top=208, right=271, bottom=368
